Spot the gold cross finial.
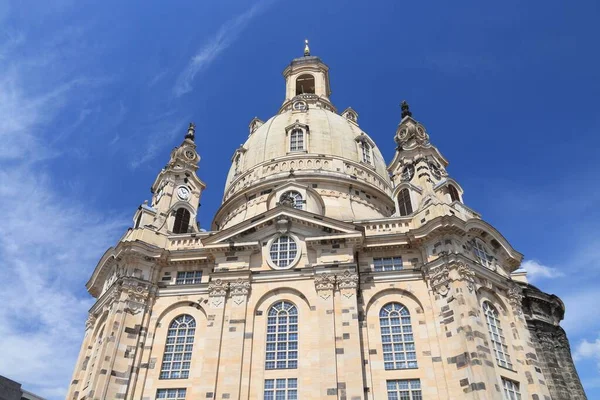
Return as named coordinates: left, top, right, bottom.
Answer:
left=304, top=39, right=310, bottom=56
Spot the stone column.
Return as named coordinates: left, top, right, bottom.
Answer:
left=334, top=270, right=365, bottom=400
left=216, top=278, right=251, bottom=399
left=197, top=279, right=229, bottom=399
left=314, top=272, right=339, bottom=398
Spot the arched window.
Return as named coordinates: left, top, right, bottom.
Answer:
left=269, top=236, right=298, bottom=268
left=135, top=213, right=142, bottom=228
left=281, top=191, right=303, bottom=210
left=290, top=129, right=305, bottom=152
left=160, top=315, right=196, bottom=379
left=361, top=141, right=372, bottom=164
left=449, top=185, right=460, bottom=202
left=397, top=188, right=413, bottom=216
left=265, top=301, right=298, bottom=369
left=295, top=74, right=315, bottom=95
left=379, top=302, right=417, bottom=370
left=482, top=301, right=512, bottom=369
left=473, top=238, right=492, bottom=268
left=173, top=208, right=191, bottom=234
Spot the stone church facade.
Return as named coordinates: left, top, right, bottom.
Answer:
left=67, top=45, right=586, bottom=400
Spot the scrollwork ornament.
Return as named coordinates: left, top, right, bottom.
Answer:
left=507, top=283, right=524, bottom=315
left=336, top=270, right=359, bottom=290
left=208, top=279, right=229, bottom=297
left=314, top=273, right=336, bottom=299
left=424, top=264, right=450, bottom=297
left=229, top=278, right=251, bottom=297
left=85, top=314, right=97, bottom=331
left=456, top=262, right=476, bottom=292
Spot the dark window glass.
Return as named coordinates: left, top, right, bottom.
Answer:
left=173, top=208, right=191, bottom=234
left=449, top=185, right=460, bottom=202
left=398, top=189, right=413, bottom=216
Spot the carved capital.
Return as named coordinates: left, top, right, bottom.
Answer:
left=423, top=264, right=450, bottom=297
left=229, top=278, right=251, bottom=305
left=336, top=270, right=359, bottom=290
left=314, top=273, right=336, bottom=299
left=456, top=262, right=476, bottom=292
left=208, top=279, right=229, bottom=297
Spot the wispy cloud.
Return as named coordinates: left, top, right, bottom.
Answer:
left=520, top=259, right=564, bottom=282
left=173, top=0, right=276, bottom=97
left=0, top=25, right=126, bottom=400
left=129, top=118, right=188, bottom=169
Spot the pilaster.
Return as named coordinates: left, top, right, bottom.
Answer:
left=314, top=271, right=339, bottom=398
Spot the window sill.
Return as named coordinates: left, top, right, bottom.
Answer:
left=497, top=365, right=518, bottom=374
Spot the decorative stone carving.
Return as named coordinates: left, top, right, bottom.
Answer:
left=395, top=117, right=430, bottom=150
left=336, top=270, right=358, bottom=290
left=423, top=264, right=450, bottom=297
left=456, top=262, right=476, bottom=292
left=230, top=279, right=251, bottom=305
left=275, top=215, right=291, bottom=234
left=314, top=273, right=336, bottom=299
left=507, top=283, right=524, bottom=315
left=208, top=279, right=229, bottom=297
left=85, top=314, right=97, bottom=331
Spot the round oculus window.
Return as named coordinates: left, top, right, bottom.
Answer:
left=269, top=235, right=299, bottom=269
left=293, top=101, right=307, bottom=111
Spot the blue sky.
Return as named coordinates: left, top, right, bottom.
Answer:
left=0, top=0, right=598, bottom=398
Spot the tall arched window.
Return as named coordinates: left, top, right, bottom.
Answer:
left=295, top=74, right=315, bottom=95
left=290, top=129, right=305, bottom=152
left=173, top=208, right=191, bottom=234
left=397, top=188, right=413, bottom=216
left=281, top=191, right=303, bottom=210
left=379, top=302, right=417, bottom=370
left=361, top=141, right=372, bottom=164
left=266, top=301, right=298, bottom=369
left=482, top=301, right=512, bottom=369
left=449, top=185, right=460, bottom=202
left=160, top=315, right=196, bottom=379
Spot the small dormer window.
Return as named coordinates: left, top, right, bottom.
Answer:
left=290, top=129, right=305, bottom=151
left=296, top=74, right=315, bottom=95
left=361, top=141, right=372, bottom=164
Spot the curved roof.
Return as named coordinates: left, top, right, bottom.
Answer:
left=223, top=107, right=391, bottom=194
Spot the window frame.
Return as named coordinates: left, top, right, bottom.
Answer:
left=264, top=378, right=298, bottom=400
left=173, top=208, right=191, bottom=234
left=295, top=74, right=315, bottom=95
left=373, top=256, right=404, bottom=272
left=280, top=191, right=304, bottom=210
left=397, top=188, right=413, bottom=216
left=379, top=302, right=418, bottom=370
left=160, top=315, right=196, bottom=379
left=175, top=271, right=202, bottom=285
left=386, top=379, right=422, bottom=400
left=361, top=141, right=372, bottom=164
left=473, top=238, right=493, bottom=268
left=267, top=235, right=301, bottom=270
left=156, top=388, right=187, bottom=400
left=483, top=301, right=513, bottom=370
left=265, top=301, right=299, bottom=370
left=501, top=377, right=522, bottom=400
left=289, top=129, right=305, bottom=152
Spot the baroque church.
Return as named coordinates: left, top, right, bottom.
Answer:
left=67, top=43, right=587, bottom=400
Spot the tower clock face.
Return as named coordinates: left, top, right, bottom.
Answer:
left=184, top=149, right=195, bottom=160
left=177, top=186, right=190, bottom=200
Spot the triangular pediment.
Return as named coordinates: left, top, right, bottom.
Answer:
left=202, top=206, right=363, bottom=246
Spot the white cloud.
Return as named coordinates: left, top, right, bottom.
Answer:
left=0, top=31, right=126, bottom=400
left=173, top=0, right=276, bottom=97
left=574, top=334, right=600, bottom=374
left=521, top=259, right=564, bottom=282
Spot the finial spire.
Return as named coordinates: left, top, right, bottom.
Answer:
left=185, top=122, right=196, bottom=141
left=304, top=39, right=310, bottom=57
left=401, top=100, right=412, bottom=119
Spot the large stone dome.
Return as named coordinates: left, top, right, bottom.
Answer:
left=223, top=107, right=390, bottom=192
left=213, top=55, right=395, bottom=229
